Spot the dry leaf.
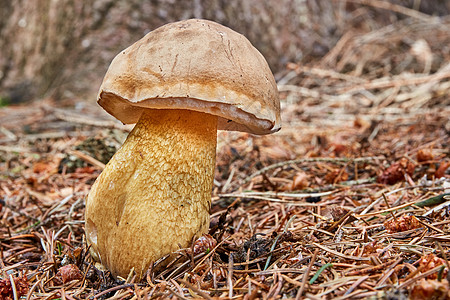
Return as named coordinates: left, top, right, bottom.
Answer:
left=436, top=161, right=450, bottom=178
left=0, top=275, right=29, bottom=300
left=362, top=241, right=382, bottom=256
left=290, top=171, right=309, bottom=191
left=330, top=143, right=349, bottom=156
left=384, top=215, right=422, bottom=233
left=410, top=279, right=450, bottom=300
left=378, top=158, right=415, bottom=185
left=419, top=253, right=448, bottom=280
left=54, top=264, right=83, bottom=284
left=32, top=161, right=55, bottom=174
left=324, top=169, right=348, bottom=184
left=417, top=149, right=434, bottom=162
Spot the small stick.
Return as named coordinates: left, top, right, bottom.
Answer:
left=416, top=218, right=444, bottom=234
left=328, top=210, right=354, bottom=232
left=93, top=284, right=134, bottom=299
left=345, top=258, right=397, bottom=276
left=68, top=150, right=106, bottom=169
left=382, top=192, right=397, bottom=221
left=398, top=265, right=444, bottom=289
left=9, top=274, right=18, bottom=300
left=344, top=275, right=370, bottom=296
left=296, top=249, right=319, bottom=299
left=436, top=242, right=450, bottom=271
left=346, top=0, right=438, bottom=22
left=166, top=285, right=190, bottom=300
left=357, top=199, right=419, bottom=218
left=52, top=109, right=130, bottom=131
left=0, top=126, right=17, bottom=141
left=312, top=243, right=370, bottom=261
left=376, top=257, right=403, bottom=286
left=178, top=279, right=214, bottom=300
left=228, top=254, right=234, bottom=298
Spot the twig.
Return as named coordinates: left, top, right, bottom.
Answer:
left=0, top=126, right=17, bottom=141
left=255, top=268, right=306, bottom=276
left=46, top=194, right=74, bottom=218
left=228, top=254, right=234, bottom=299
left=221, top=167, right=236, bottom=193
left=93, top=284, right=134, bottom=299
left=398, top=265, right=445, bottom=289
left=220, top=190, right=336, bottom=201
left=68, top=150, right=106, bottom=169
left=296, top=249, right=319, bottom=299
left=178, top=279, right=213, bottom=300
left=376, top=257, right=403, bottom=286
left=345, top=258, right=397, bottom=276
left=286, top=63, right=366, bottom=83
left=312, top=243, right=370, bottom=261
left=359, top=185, right=434, bottom=215
left=356, top=200, right=419, bottom=218
left=345, top=0, right=439, bottom=22
left=9, top=274, right=18, bottom=300
left=338, top=63, right=450, bottom=94
left=52, top=108, right=131, bottom=131
left=382, top=192, right=397, bottom=221
left=344, top=275, right=369, bottom=296
left=0, top=146, right=34, bottom=153
left=436, top=242, right=450, bottom=271
left=416, top=218, right=444, bottom=234
left=166, top=285, right=190, bottom=300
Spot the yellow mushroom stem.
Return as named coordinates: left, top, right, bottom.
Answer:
left=85, top=109, right=218, bottom=279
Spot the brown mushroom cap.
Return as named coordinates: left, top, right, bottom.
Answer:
left=98, top=19, right=280, bottom=135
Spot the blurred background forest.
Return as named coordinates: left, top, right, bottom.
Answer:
left=0, top=0, right=449, bottom=104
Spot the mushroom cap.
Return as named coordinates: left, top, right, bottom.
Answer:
left=98, top=19, right=280, bottom=135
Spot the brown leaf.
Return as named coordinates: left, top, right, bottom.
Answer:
left=75, top=166, right=96, bottom=174
left=330, top=143, right=349, bottom=156
left=417, top=149, right=434, bottom=162
left=32, top=161, right=55, bottom=174
left=353, top=117, right=371, bottom=130
left=324, top=169, right=348, bottom=184
left=384, top=215, right=422, bottom=233
left=410, top=279, right=450, bottom=300
left=362, top=241, right=382, bottom=256
left=378, top=158, right=415, bottom=185
left=419, top=253, right=448, bottom=279
left=329, top=206, right=356, bottom=223
left=54, top=264, right=83, bottom=284
left=290, top=171, right=309, bottom=191
left=436, top=161, right=450, bottom=178
left=0, top=275, right=29, bottom=300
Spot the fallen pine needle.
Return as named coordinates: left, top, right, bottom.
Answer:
left=312, top=243, right=370, bottom=261
left=309, top=263, right=333, bottom=284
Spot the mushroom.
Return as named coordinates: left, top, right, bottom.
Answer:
left=85, top=19, right=280, bottom=279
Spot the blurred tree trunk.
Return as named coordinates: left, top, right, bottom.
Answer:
left=0, top=0, right=338, bottom=102
left=0, top=0, right=447, bottom=102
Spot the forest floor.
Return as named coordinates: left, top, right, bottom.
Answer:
left=1, top=15, right=450, bottom=300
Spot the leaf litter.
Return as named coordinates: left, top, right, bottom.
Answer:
left=1, top=8, right=450, bottom=300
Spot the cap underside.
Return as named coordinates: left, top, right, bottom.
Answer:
left=99, top=92, right=279, bottom=135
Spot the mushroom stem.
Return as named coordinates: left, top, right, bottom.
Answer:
left=85, top=109, right=218, bottom=279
